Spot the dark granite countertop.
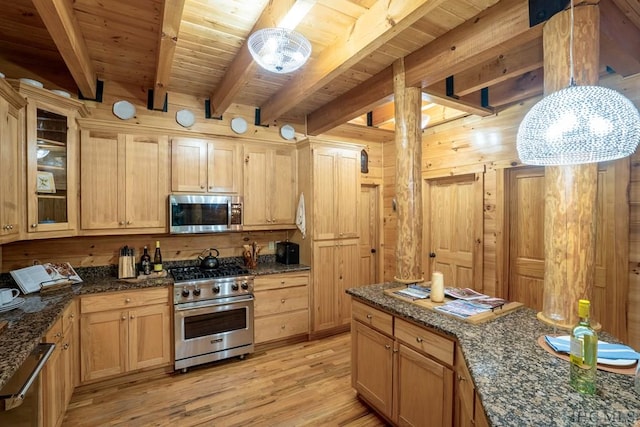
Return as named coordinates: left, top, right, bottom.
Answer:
left=347, top=283, right=640, bottom=427
left=0, top=260, right=309, bottom=391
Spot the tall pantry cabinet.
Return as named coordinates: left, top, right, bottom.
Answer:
left=295, top=138, right=361, bottom=334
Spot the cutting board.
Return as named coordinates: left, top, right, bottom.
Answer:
left=384, top=286, right=523, bottom=324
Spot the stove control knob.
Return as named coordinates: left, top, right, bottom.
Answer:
left=193, top=288, right=201, bottom=296
left=231, top=283, right=239, bottom=291
left=241, top=282, right=249, bottom=290
left=212, top=286, right=221, bottom=294
left=181, top=289, right=190, bottom=298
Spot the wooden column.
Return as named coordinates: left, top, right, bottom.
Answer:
left=538, top=4, right=600, bottom=329
left=393, top=58, right=424, bottom=283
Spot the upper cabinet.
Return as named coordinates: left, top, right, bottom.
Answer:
left=243, top=143, right=297, bottom=229
left=10, top=80, right=89, bottom=238
left=0, top=80, right=26, bottom=243
left=171, top=137, right=242, bottom=194
left=80, top=130, right=170, bottom=233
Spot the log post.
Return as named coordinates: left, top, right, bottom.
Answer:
left=393, top=58, right=424, bottom=283
left=538, top=4, right=600, bottom=329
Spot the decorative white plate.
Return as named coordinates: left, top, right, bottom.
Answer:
left=51, top=89, right=71, bottom=98
left=0, top=297, right=25, bottom=313
left=0, top=72, right=5, bottom=78
left=280, top=124, right=295, bottom=140
left=176, top=109, right=195, bottom=127
left=113, top=100, right=136, bottom=120
left=20, top=78, right=43, bottom=88
left=597, top=358, right=637, bottom=367
left=231, top=117, right=248, bottom=134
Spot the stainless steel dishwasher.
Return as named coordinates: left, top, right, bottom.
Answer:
left=0, top=343, right=55, bottom=426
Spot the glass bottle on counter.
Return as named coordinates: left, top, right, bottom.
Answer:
left=153, top=241, right=163, bottom=272
left=569, top=299, right=597, bottom=394
left=140, top=246, right=151, bottom=275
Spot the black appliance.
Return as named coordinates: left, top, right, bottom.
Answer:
left=276, top=241, right=299, bottom=265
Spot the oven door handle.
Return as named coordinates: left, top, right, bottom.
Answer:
left=174, top=296, right=254, bottom=313
left=0, top=343, right=55, bottom=411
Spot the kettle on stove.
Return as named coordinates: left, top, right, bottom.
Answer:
left=198, top=248, right=220, bottom=270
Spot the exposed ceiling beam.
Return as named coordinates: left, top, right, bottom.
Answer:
left=258, top=0, right=448, bottom=125
left=209, top=0, right=311, bottom=118
left=31, top=0, right=97, bottom=98
left=422, top=87, right=494, bottom=117
left=600, top=0, right=640, bottom=77
left=307, top=0, right=540, bottom=135
left=153, top=0, right=187, bottom=110
left=371, top=102, right=396, bottom=126
left=486, top=67, right=544, bottom=108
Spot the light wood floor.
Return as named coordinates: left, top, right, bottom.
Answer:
left=63, top=333, right=389, bottom=427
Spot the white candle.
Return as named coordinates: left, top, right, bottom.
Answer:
left=431, top=271, right=444, bottom=303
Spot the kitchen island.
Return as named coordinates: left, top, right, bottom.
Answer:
left=347, top=283, right=640, bottom=427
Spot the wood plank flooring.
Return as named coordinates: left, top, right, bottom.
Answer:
left=63, top=333, right=389, bottom=427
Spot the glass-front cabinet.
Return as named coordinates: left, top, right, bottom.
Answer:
left=12, top=80, right=89, bottom=236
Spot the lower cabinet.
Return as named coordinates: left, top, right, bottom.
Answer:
left=79, top=287, right=171, bottom=383
left=254, top=272, right=309, bottom=344
left=455, top=347, right=490, bottom=427
left=351, top=299, right=454, bottom=427
left=42, top=300, right=77, bottom=427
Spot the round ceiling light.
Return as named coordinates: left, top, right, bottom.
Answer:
left=248, top=28, right=311, bottom=74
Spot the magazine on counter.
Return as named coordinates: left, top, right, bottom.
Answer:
left=434, top=299, right=491, bottom=318
left=444, top=287, right=488, bottom=300
left=466, top=297, right=507, bottom=310
left=10, top=262, right=82, bottom=294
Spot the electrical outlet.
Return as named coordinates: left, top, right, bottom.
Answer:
left=268, top=241, right=275, bottom=251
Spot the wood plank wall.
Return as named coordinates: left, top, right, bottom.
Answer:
left=383, top=72, right=640, bottom=347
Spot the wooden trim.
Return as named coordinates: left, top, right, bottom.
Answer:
left=473, top=172, right=484, bottom=293
left=614, top=157, right=631, bottom=341
left=423, top=164, right=486, bottom=179
left=495, top=168, right=508, bottom=299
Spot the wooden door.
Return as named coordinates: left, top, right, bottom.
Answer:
left=312, top=240, right=338, bottom=331
left=360, top=185, right=380, bottom=286
left=337, top=148, right=360, bottom=238
left=0, top=98, right=20, bottom=240
left=313, top=147, right=337, bottom=240
left=352, top=321, right=394, bottom=420
left=508, top=167, right=545, bottom=310
left=171, top=137, right=207, bottom=192
left=80, top=310, right=128, bottom=382
left=338, top=238, right=360, bottom=325
left=207, top=140, right=242, bottom=194
left=396, top=343, right=453, bottom=427
left=243, top=145, right=270, bottom=226
left=80, top=130, right=123, bottom=230
left=271, top=147, right=296, bottom=224
left=426, top=174, right=481, bottom=289
left=124, top=134, right=168, bottom=229
left=128, top=303, right=171, bottom=370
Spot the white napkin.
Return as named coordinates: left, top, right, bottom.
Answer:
left=545, top=335, right=640, bottom=360
left=296, top=192, right=306, bottom=239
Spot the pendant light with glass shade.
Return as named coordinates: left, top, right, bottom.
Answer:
left=516, top=0, right=640, bottom=166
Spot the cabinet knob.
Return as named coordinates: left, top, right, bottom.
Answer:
left=384, top=344, right=391, bottom=350
left=416, top=337, right=423, bottom=343
left=201, top=185, right=205, bottom=189
left=130, top=315, right=135, bottom=319
left=125, top=298, right=131, bottom=303
left=281, top=299, right=286, bottom=304
left=457, top=374, right=467, bottom=382
left=126, top=221, right=132, bottom=225
left=366, top=314, right=373, bottom=319
left=63, top=343, right=69, bottom=350
left=121, top=316, right=127, bottom=321
left=31, top=223, right=38, bottom=228
left=9, top=225, right=13, bottom=230
left=119, top=221, right=125, bottom=226
left=281, top=325, right=286, bottom=329
left=280, top=280, right=285, bottom=285
left=55, top=332, right=62, bottom=338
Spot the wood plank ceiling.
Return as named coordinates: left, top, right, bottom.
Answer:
left=0, top=0, right=638, bottom=134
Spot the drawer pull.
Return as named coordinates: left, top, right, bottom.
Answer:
left=125, top=298, right=131, bottom=303
left=366, top=314, right=373, bottom=319
left=55, top=332, right=62, bottom=338
left=63, top=343, right=69, bottom=350
left=416, top=337, right=423, bottom=343
left=457, top=374, right=467, bottom=382
left=281, top=299, right=286, bottom=303
left=281, top=325, right=286, bottom=329
left=130, top=315, right=135, bottom=319
left=121, top=316, right=127, bottom=321
left=281, top=280, right=285, bottom=284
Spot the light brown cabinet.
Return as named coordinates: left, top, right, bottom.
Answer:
left=42, top=300, right=77, bottom=427
left=80, top=130, right=169, bottom=232
left=351, top=300, right=454, bottom=426
left=0, top=80, right=25, bottom=243
left=454, top=347, right=490, bottom=427
left=171, top=137, right=242, bottom=194
left=79, top=287, right=171, bottom=383
left=243, top=144, right=297, bottom=228
left=254, top=272, right=309, bottom=344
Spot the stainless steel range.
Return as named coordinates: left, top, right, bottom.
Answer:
left=170, top=264, right=254, bottom=372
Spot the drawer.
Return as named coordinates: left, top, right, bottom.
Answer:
left=44, top=316, right=63, bottom=343
left=254, top=273, right=309, bottom=291
left=394, top=318, right=454, bottom=366
left=352, top=299, right=393, bottom=336
left=80, top=287, right=170, bottom=313
left=456, top=347, right=474, bottom=416
left=254, top=286, right=309, bottom=317
left=255, top=310, right=309, bottom=343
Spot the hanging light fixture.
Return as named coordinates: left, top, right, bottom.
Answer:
left=516, top=0, right=640, bottom=165
left=248, top=28, right=311, bottom=74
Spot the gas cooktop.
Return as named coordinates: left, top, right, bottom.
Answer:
left=168, top=265, right=250, bottom=283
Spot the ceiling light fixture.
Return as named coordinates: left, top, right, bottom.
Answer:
left=248, top=28, right=311, bottom=74
left=516, top=0, right=640, bottom=165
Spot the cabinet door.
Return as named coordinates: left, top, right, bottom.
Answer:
left=312, top=240, right=338, bottom=331
left=128, top=303, right=171, bottom=370
left=396, top=343, right=454, bottom=427
left=171, top=137, right=207, bottom=192
left=271, top=147, right=296, bottom=224
left=243, top=145, right=270, bottom=225
left=313, top=147, right=337, bottom=239
left=352, top=321, right=394, bottom=420
left=0, top=98, right=20, bottom=241
left=337, top=149, right=360, bottom=238
left=124, top=134, right=169, bottom=229
left=80, top=310, right=128, bottom=382
left=338, top=239, right=359, bottom=325
left=42, top=343, right=65, bottom=427
left=208, top=140, right=242, bottom=193
left=80, top=131, right=123, bottom=229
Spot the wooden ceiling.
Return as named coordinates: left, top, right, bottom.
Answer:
left=0, top=0, right=639, bottom=134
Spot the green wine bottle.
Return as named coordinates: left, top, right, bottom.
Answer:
left=569, top=299, right=597, bottom=394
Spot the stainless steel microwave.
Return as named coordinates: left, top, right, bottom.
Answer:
left=169, top=194, right=243, bottom=234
